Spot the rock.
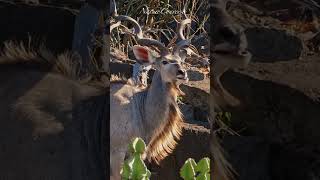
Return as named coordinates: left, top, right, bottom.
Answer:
left=187, top=69, right=205, bottom=81
left=222, top=136, right=271, bottom=180
left=242, top=0, right=314, bottom=22
left=179, top=104, right=195, bottom=123
left=217, top=68, right=320, bottom=179
left=270, top=143, right=320, bottom=180
left=222, top=136, right=320, bottom=180
left=220, top=70, right=320, bottom=144
left=110, top=62, right=133, bottom=79
left=193, top=107, right=209, bottom=122
left=246, top=27, right=303, bottom=62
left=180, top=84, right=209, bottom=108
left=191, top=34, right=210, bottom=55
left=148, top=123, right=210, bottom=180
left=180, top=81, right=211, bottom=123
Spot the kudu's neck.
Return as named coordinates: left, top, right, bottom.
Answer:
left=142, top=71, right=178, bottom=140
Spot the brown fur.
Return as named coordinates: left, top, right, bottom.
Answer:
left=145, top=82, right=184, bottom=164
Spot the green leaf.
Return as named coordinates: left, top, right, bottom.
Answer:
left=121, top=160, right=132, bottom=179
left=130, top=154, right=148, bottom=179
left=128, top=140, right=135, bottom=154
left=121, top=137, right=151, bottom=179
left=132, top=137, right=146, bottom=154
left=146, top=169, right=151, bottom=178
left=180, top=158, right=197, bottom=180
left=196, top=158, right=210, bottom=173
left=225, top=112, right=232, bottom=120
left=196, top=173, right=210, bottom=180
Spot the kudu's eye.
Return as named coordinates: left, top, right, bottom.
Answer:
left=162, top=60, right=169, bottom=65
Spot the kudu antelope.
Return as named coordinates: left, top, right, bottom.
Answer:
left=110, top=8, right=192, bottom=179
left=211, top=0, right=252, bottom=180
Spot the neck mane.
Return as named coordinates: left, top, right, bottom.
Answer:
left=138, top=71, right=184, bottom=164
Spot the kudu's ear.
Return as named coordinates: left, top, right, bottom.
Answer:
left=132, top=45, right=156, bottom=65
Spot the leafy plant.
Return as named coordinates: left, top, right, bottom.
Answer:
left=121, top=137, right=151, bottom=180
left=180, top=157, right=210, bottom=180
left=216, top=112, right=232, bottom=127
left=215, top=111, right=242, bottom=137
left=121, top=138, right=211, bottom=180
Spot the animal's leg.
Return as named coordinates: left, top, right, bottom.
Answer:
left=12, top=101, right=64, bottom=140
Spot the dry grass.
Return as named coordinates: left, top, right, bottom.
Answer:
left=110, top=0, right=209, bottom=56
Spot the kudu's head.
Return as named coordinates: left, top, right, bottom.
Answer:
left=132, top=45, right=188, bottom=83
left=211, top=0, right=251, bottom=66
left=110, top=2, right=191, bottom=84
left=211, top=0, right=252, bottom=108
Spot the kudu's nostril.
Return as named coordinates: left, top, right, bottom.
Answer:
left=241, top=51, right=248, bottom=55
left=220, top=27, right=236, bottom=39
left=177, top=70, right=185, bottom=75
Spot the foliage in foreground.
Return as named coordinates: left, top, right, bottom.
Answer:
left=121, top=137, right=210, bottom=180
left=180, top=157, right=210, bottom=180
left=121, top=138, right=151, bottom=180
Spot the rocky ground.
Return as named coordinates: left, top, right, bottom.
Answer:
left=217, top=1, right=320, bottom=179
